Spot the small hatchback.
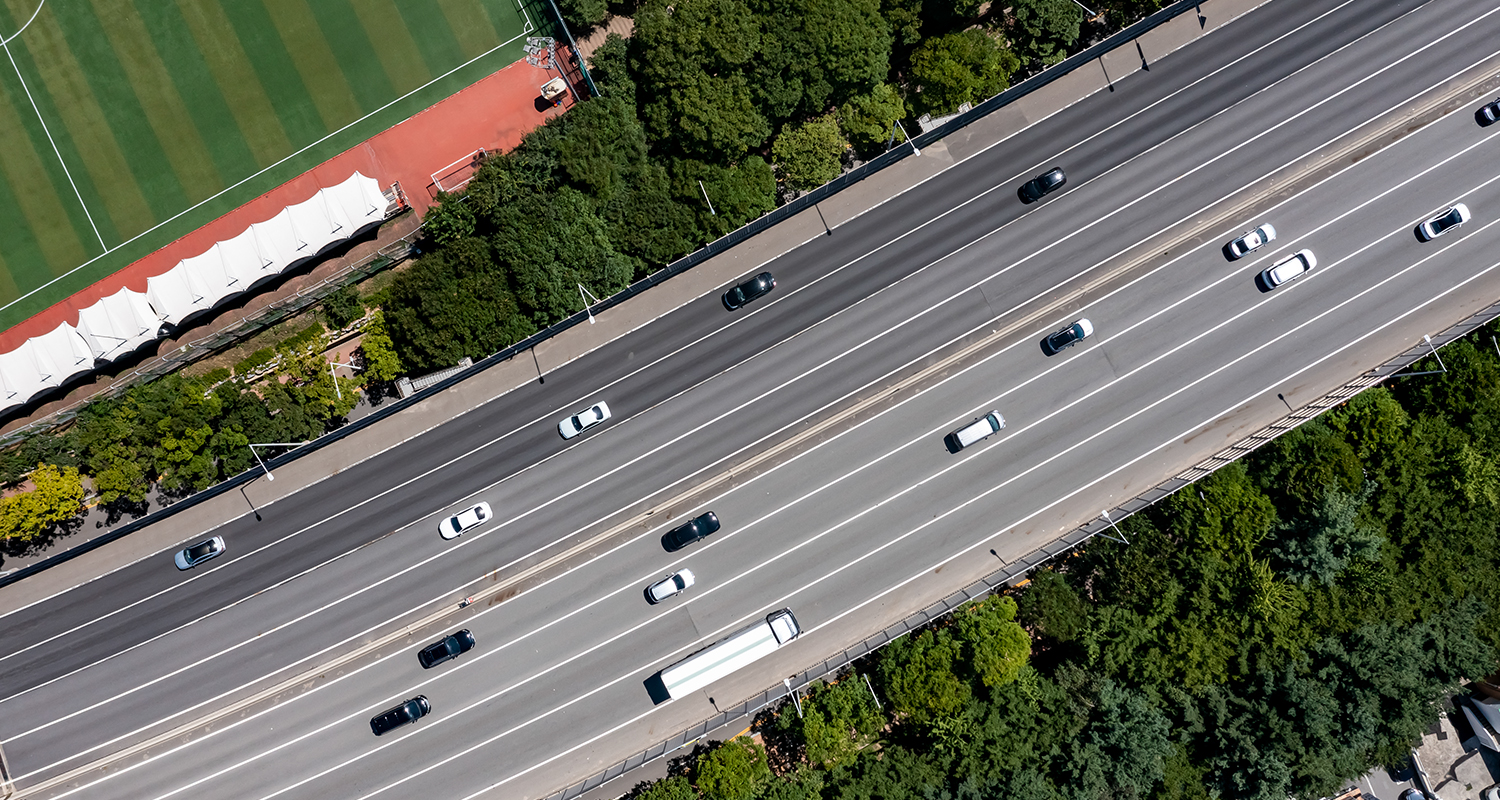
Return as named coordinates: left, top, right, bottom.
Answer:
left=1261, top=249, right=1316, bottom=288
left=723, top=272, right=776, bottom=310
left=662, top=512, right=721, bottom=552
left=1417, top=204, right=1470, bottom=241
left=1042, top=319, right=1094, bottom=355
left=370, top=695, right=431, bottom=736
left=174, top=536, right=226, bottom=570
left=645, top=569, right=696, bottom=604
left=439, top=502, right=492, bottom=540
left=1225, top=223, right=1276, bottom=260
left=1019, top=167, right=1067, bottom=203
left=559, top=401, right=611, bottom=439
left=417, top=629, right=476, bottom=669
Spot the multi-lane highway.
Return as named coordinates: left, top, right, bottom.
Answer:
left=3, top=0, right=1499, bottom=797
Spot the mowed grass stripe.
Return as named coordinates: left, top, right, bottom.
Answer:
left=0, top=81, right=83, bottom=296
left=392, top=0, right=464, bottom=72
left=434, top=0, right=502, bottom=61
left=257, top=0, right=364, bottom=130
left=349, top=0, right=432, bottom=96
left=172, top=0, right=292, bottom=168
left=479, top=0, right=527, bottom=47
left=218, top=0, right=328, bottom=144
left=4, top=0, right=150, bottom=242
left=39, top=0, right=190, bottom=223
left=91, top=0, right=224, bottom=203
left=134, top=0, right=262, bottom=180
left=301, top=0, right=391, bottom=113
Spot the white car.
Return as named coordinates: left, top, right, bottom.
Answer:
left=1261, top=249, right=1316, bottom=288
left=439, top=502, right=492, bottom=540
left=1416, top=203, right=1470, bottom=241
left=1225, top=223, right=1276, bottom=259
left=174, top=536, right=226, bottom=570
left=558, top=401, right=611, bottom=439
left=645, top=569, right=695, bottom=604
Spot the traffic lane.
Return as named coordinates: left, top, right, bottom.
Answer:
left=67, top=173, right=1500, bottom=798
left=8, top=0, right=1476, bottom=774
left=14, top=56, right=1476, bottom=780
left=0, top=0, right=1428, bottom=687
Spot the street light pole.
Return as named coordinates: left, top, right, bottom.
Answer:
left=248, top=442, right=310, bottom=482
left=893, top=120, right=919, bottom=156
left=328, top=360, right=362, bottom=401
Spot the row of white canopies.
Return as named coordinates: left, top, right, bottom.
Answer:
left=0, top=172, right=393, bottom=415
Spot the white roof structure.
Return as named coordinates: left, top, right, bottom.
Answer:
left=0, top=172, right=389, bottom=414
left=76, top=287, right=160, bottom=362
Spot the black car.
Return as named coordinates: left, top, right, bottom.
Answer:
left=662, top=511, right=721, bottom=552
left=1042, top=318, right=1094, bottom=355
left=723, top=272, right=776, bottom=310
left=370, top=695, right=431, bottom=736
left=417, top=629, right=476, bottom=669
left=1018, top=167, right=1066, bottom=203
left=1478, top=98, right=1500, bottom=126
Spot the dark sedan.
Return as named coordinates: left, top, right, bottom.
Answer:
left=370, top=695, right=430, bottom=736
left=723, top=272, right=776, bottom=310
left=1018, top=167, right=1066, bottom=203
left=417, top=629, right=476, bottom=669
left=662, top=511, right=721, bottom=552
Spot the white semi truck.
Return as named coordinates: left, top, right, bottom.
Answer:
left=659, top=608, right=801, bottom=700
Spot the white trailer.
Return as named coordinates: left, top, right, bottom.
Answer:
left=659, top=609, right=801, bottom=700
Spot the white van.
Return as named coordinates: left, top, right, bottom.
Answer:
left=948, top=411, right=1005, bottom=450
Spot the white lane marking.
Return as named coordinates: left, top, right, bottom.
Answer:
left=18, top=41, right=1500, bottom=778
left=169, top=159, right=1500, bottom=800
left=0, top=0, right=1386, bottom=628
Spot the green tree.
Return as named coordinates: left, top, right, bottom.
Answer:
left=319, top=284, right=364, bottom=330
left=535, top=95, right=650, bottom=202
left=626, top=775, right=697, bottom=800
left=953, top=594, right=1032, bottom=688
left=772, top=115, right=846, bottom=192
left=589, top=34, right=637, bottom=107
left=356, top=311, right=405, bottom=384
left=878, top=627, right=971, bottom=723
left=0, top=463, right=86, bottom=542
left=1268, top=482, right=1383, bottom=586
left=669, top=156, right=776, bottom=239
left=1010, top=0, right=1082, bottom=66
left=746, top=0, right=892, bottom=124
left=493, top=188, right=634, bottom=326
left=694, top=736, right=771, bottom=800
left=908, top=30, right=1020, bottom=117
left=1064, top=681, right=1172, bottom=799
left=838, top=83, right=908, bottom=157
left=604, top=162, right=700, bottom=267
left=775, top=675, right=885, bottom=767
left=383, top=236, right=531, bottom=369
left=1017, top=568, right=1089, bottom=643
left=556, top=0, right=609, bottom=31
left=632, top=0, right=770, bottom=160
left=421, top=193, right=477, bottom=246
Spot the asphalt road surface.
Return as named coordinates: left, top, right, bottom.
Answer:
left=5, top=0, right=1500, bottom=797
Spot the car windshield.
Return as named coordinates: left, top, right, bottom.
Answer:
left=187, top=542, right=215, bottom=559
left=1437, top=210, right=1461, bottom=228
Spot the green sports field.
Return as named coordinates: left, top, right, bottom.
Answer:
left=0, top=0, right=530, bottom=329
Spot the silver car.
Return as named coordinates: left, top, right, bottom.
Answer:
left=645, top=569, right=696, bottom=604
left=1416, top=203, right=1470, bottom=241
left=1261, top=249, right=1316, bottom=288
left=439, top=502, right=492, bottom=540
left=174, top=536, right=226, bottom=570
left=558, top=401, right=611, bottom=439
left=1225, top=223, right=1276, bottom=260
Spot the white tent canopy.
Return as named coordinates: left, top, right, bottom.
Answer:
left=0, top=172, right=389, bottom=413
